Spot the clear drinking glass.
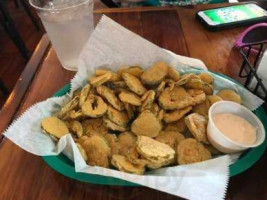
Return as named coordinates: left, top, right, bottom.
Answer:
left=29, top=0, right=94, bottom=71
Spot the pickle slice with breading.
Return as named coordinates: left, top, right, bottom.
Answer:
left=141, top=62, right=169, bottom=86
left=163, top=106, right=192, bottom=123
left=119, top=90, right=142, bottom=106
left=118, top=132, right=137, bottom=156
left=41, top=117, right=69, bottom=140
left=177, top=138, right=211, bottom=165
left=131, top=110, right=162, bottom=137
left=111, top=154, right=145, bottom=175
left=75, top=143, right=88, bottom=161
left=96, top=85, right=124, bottom=111
left=185, top=113, right=208, bottom=144
left=89, top=72, right=112, bottom=87
left=122, top=73, right=147, bottom=95
left=136, top=136, right=175, bottom=169
left=83, top=135, right=111, bottom=168
left=159, top=87, right=194, bottom=110
left=81, top=95, right=107, bottom=118
left=155, top=131, right=185, bottom=150
left=69, top=120, right=83, bottom=138
left=217, top=89, right=242, bottom=104
left=107, top=106, right=129, bottom=127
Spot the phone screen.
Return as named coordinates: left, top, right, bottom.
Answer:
left=202, top=4, right=267, bottom=25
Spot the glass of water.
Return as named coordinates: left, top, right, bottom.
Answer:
left=29, top=0, right=94, bottom=71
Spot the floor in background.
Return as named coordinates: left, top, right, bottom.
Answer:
left=0, top=0, right=106, bottom=109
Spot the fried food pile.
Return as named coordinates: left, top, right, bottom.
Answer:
left=41, top=62, right=242, bottom=175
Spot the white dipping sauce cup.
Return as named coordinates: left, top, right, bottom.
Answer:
left=207, top=101, right=265, bottom=153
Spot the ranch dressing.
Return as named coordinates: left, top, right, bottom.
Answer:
left=213, top=113, right=256, bottom=145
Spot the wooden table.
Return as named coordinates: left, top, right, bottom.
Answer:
left=0, top=3, right=266, bottom=200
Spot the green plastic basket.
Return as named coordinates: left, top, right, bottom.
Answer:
left=43, top=73, right=267, bottom=186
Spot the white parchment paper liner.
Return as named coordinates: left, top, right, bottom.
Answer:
left=3, top=15, right=264, bottom=200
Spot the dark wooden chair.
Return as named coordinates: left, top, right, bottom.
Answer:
left=100, top=0, right=119, bottom=7
left=0, top=0, right=40, bottom=60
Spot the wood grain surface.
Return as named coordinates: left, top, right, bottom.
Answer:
left=0, top=3, right=266, bottom=200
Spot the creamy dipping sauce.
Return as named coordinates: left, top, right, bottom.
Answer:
left=213, top=113, right=256, bottom=145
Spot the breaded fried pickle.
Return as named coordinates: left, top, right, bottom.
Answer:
left=177, top=138, right=211, bottom=165
left=137, top=136, right=175, bottom=169
left=41, top=117, right=69, bottom=140
left=111, top=154, right=145, bottom=175
left=185, top=113, right=209, bottom=144
left=83, top=135, right=110, bottom=168
left=131, top=110, right=162, bottom=137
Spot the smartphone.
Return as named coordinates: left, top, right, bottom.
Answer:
left=196, top=4, right=267, bottom=31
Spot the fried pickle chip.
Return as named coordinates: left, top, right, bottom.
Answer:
left=198, top=72, right=214, bottom=84
left=109, top=81, right=127, bottom=89
left=156, top=81, right=166, bottom=97
left=177, top=138, right=211, bottom=165
left=111, top=154, right=145, bottom=175
left=76, top=143, right=88, bottom=161
left=164, top=117, right=187, bottom=133
left=140, top=90, right=155, bottom=112
left=56, top=96, right=79, bottom=119
left=207, top=95, right=223, bottom=105
left=107, top=106, right=129, bottom=127
left=141, top=62, right=169, bottom=86
left=167, top=66, right=180, bottom=81
left=185, top=113, right=209, bottom=144
left=68, top=110, right=85, bottom=121
left=156, top=131, right=185, bottom=150
left=202, top=82, right=213, bottom=95
left=157, top=109, right=165, bottom=121
left=95, top=69, right=120, bottom=81
left=126, top=148, right=148, bottom=165
left=103, top=117, right=128, bottom=132
left=185, top=77, right=203, bottom=90
left=89, top=72, right=112, bottom=87
left=124, top=103, right=136, bottom=120
left=150, top=103, right=160, bottom=116
left=73, top=89, right=81, bottom=98
left=75, top=135, right=89, bottom=145
left=175, top=73, right=194, bottom=86
left=125, top=66, right=144, bottom=77
left=159, top=87, right=194, bottom=110
left=41, top=117, right=69, bottom=140
left=163, top=106, right=192, bottom=123
left=192, top=99, right=210, bottom=117
left=119, top=90, right=142, bottom=106
left=79, top=84, right=91, bottom=107
left=187, top=89, right=206, bottom=105
left=217, top=89, right=242, bottom=104
left=81, top=95, right=107, bottom=118
left=69, top=120, right=83, bottom=138
left=83, top=135, right=110, bottom=167
left=117, top=66, right=144, bottom=78
left=137, top=136, right=175, bottom=169
left=131, top=110, right=162, bottom=137
left=104, top=133, right=120, bottom=156
left=204, top=144, right=222, bottom=156
left=122, top=73, right=147, bottom=95
left=82, top=118, right=108, bottom=136
left=96, top=85, right=124, bottom=111
left=118, top=132, right=137, bottom=156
